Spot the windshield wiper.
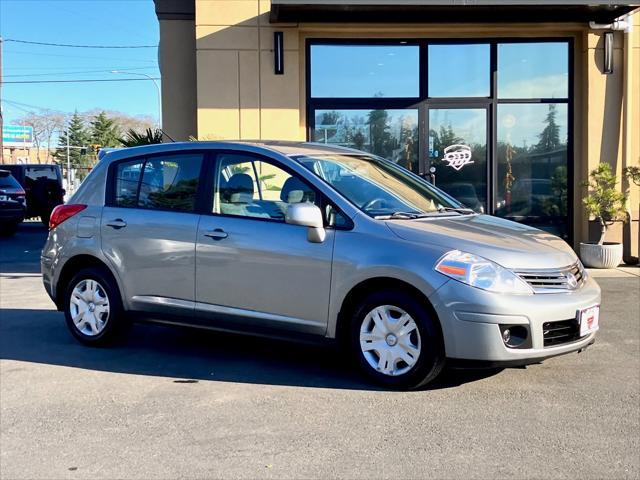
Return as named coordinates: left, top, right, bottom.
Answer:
left=374, top=211, right=426, bottom=220
left=437, top=206, right=476, bottom=215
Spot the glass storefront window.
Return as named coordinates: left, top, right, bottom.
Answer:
left=496, top=103, right=569, bottom=238
left=428, top=108, right=488, bottom=213
left=310, top=45, right=420, bottom=98
left=312, top=109, right=419, bottom=172
left=428, top=44, right=490, bottom=98
left=498, top=42, right=569, bottom=99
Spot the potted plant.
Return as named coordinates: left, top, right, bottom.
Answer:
left=624, top=165, right=640, bottom=265
left=580, top=163, right=628, bottom=268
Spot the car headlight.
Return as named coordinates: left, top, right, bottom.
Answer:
left=435, top=250, right=533, bottom=295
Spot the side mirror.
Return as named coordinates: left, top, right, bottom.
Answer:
left=285, top=203, right=326, bottom=243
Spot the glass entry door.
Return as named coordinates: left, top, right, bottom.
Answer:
left=427, top=107, right=488, bottom=213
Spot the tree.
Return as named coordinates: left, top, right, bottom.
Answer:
left=89, top=112, right=120, bottom=150
left=53, top=112, right=91, bottom=175
left=583, top=163, right=628, bottom=245
left=17, top=111, right=67, bottom=162
left=368, top=109, right=394, bottom=158
left=536, top=104, right=561, bottom=152
left=119, top=128, right=163, bottom=147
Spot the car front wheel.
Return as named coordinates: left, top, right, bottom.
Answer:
left=349, top=290, right=445, bottom=390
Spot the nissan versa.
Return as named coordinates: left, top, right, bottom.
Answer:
left=41, top=141, right=601, bottom=389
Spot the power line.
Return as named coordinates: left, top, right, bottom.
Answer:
left=4, top=48, right=158, bottom=63
left=4, top=67, right=159, bottom=78
left=2, top=77, right=160, bottom=84
left=4, top=38, right=157, bottom=49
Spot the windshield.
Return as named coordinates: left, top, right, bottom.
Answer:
left=294, top=153, right=465, bottom=218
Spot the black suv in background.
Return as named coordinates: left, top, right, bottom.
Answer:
left=0, top=170, right=27, bottom=236
left=2, top=164, right=64, bottom=226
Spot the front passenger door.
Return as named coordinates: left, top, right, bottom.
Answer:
left=195, top=152, right=335, bottom=335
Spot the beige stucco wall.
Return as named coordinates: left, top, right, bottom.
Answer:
left=159, top=17, right=198, bottom=140
left=169, top=1, right=640, bottom=253
left=196, top=0, right=303, bottom=140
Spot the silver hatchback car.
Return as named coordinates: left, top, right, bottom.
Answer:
left=42, top=141, right=601, bottom=389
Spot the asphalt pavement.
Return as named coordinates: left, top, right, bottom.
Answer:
left=1, top=223, right=639, bottom=479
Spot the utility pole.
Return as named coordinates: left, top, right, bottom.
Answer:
left=66, top=128, right=71, bottom=193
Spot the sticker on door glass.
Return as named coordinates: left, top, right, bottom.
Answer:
left=443, top=144, right=473, bottom=171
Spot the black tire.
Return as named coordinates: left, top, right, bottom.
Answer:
left=63, top=266, right=128, bottom=346
left=348, top=289, right=445, bottom=390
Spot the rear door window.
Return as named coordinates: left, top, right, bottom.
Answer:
left=114, top=153, right=204, bottom=212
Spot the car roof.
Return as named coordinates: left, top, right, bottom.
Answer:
left=99, top=140, right=367, bottom=163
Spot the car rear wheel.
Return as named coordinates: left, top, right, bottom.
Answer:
left=63, top=267, right=127, bottom=345
left=349, top=290, right=445, bottom=390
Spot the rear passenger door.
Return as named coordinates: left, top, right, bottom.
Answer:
left=101, top=152, right=205, bottom=317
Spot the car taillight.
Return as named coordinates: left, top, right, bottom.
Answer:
left=49, top=204, right=87, bottom=230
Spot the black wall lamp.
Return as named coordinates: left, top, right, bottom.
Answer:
left=604, top=31, right=614, bottom=74
left=274, top=31, right=284, bottom=75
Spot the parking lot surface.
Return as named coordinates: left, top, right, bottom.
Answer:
left=1, top=223, right=639, bottom=479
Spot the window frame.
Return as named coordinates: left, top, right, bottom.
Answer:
left=306, top=36, right=574, bottom=242
left=201, top=150, right=354, bottom=230
left=105, top=150, right=210, bottom=214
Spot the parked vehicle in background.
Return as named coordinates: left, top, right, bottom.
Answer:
left=41, top=141, right=601, bottom=390
left=3, top=164, right=64, bottom=226
left=441, top=182, right=485, bottom=213
left=0, top=170, right=27, bottom=236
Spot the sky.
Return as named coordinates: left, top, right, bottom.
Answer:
left=1, top=0, right=160, bottom=125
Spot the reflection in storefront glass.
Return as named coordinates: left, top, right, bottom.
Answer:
left=428, top=108, right=487, bottom=213
left=312, top=109, right=419, bottom=173
left=498, top=43, right=569, bottom=99
left=496, top=103, right=569, bottom=238
left=428, top=44, right=490, bottom=98
left=310, top=45, right=420, bottom=98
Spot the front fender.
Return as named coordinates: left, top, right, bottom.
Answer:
left=327, top=229, right=450, bottom=338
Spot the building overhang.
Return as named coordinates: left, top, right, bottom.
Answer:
left=154, top=0, right=195, bottom=20
left=270, top=1, right=638, bottom=23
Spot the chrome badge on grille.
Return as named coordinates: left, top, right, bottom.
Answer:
left=564, top=271, right=578, bottom=289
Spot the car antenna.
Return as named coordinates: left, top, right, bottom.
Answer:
left=161, top=129, right=176, bottom=143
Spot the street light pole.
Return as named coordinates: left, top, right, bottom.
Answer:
left=110, top=71, right=162, bottom=130
left=66, top=127, right=71, bottom=193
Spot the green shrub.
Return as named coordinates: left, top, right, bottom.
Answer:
left=583, top=163, right=627, bottom=245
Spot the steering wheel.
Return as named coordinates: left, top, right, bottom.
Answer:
left=361, top=198, right=387, bottom=211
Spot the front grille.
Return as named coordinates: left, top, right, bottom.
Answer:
left=543, top=319, right=581, bottom=347
left=515, top=262, right=585, bottom=293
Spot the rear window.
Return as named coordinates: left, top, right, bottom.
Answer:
left=0, top=172, right=21, bottom=189
left=25, top=166, right=58, bottom=182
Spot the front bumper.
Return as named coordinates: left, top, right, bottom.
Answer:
left=430, top=275, right=601, bottom=364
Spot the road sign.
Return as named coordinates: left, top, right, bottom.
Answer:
left=2, top=125, right=34, bottom=148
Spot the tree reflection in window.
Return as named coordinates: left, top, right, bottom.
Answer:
left=313, top=109, right=419, bottom=173
left=115, top=155, right=203, bottom=212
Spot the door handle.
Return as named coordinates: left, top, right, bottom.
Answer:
left=204, top=228, right=228, bottom=240
left=106, top=219, right=127, bottom=229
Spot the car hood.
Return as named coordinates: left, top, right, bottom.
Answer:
left=386, top=214, right=577, bottom=270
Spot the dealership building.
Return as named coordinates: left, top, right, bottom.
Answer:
left=153, top=0, right=639, bottom=258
